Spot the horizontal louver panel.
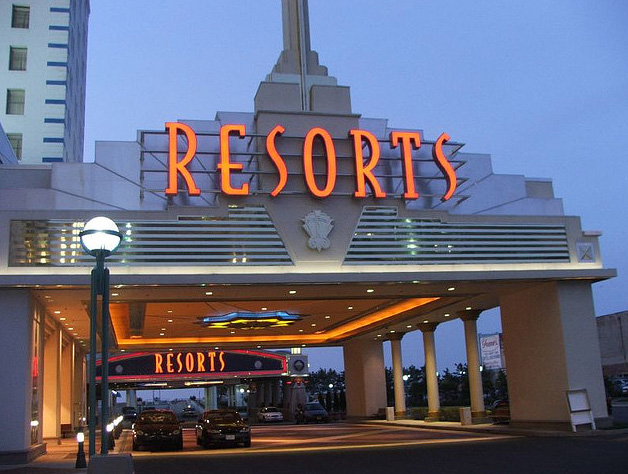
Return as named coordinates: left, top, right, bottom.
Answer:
left=344, top=207, right=570, bottom=265
left=9, top=206, right=293, bottom=267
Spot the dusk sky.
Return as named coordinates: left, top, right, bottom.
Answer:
left=84, top=1, right=628, bottom=376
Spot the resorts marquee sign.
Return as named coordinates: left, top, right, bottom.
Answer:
left=164, top=122, right=458, bottom=201
left=95, top=350, right=287, bottom=382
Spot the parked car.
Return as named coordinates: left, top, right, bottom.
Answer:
left=121, top=406, right=137, bottom=427
left=257, top=406, right=284, bottom=423
left=181, top=405, right=197, bottom=419
left=300, top=402, right=329, bottom=423
left=490, top=399, right=510, bottom=424
left=132, top=409, right=183, bottom=451
left=196, top=409, right=251, bottom=448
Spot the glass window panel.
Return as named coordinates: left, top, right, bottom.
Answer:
left=9, top=47, right=27, bottom=71
left=12, top=5, right=30, bottom=28
left=7, top=133, right=22, bottom=160
left=6, top=89, right=25, bottom=115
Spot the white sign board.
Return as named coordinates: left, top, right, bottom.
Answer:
left=480, top=333, right=503, bottom=370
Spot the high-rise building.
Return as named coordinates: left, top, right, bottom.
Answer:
left=0, top=0, right=89, bottom=164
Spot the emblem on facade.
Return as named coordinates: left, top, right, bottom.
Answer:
left=302, top=210, right=334, bottom=252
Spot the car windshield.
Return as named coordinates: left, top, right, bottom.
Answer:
left=138, top=412, right=178, bottom=424
left=206, top=412, right=240, bottom=423
left=306, top=403, right=324, bottom=410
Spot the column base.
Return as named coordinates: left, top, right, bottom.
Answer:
left=0, top=443, right=46, bottom=465
left=471, top=411, right=492, bottom=424
left=394, top=411, right=407, bottom=419
left=425, top=411, right=441, bottom=422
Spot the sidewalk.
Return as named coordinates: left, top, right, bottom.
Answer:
left=0, top=431, right=130, bottom=474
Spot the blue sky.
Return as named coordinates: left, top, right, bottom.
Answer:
left=84, top=1, right=628, bottom=374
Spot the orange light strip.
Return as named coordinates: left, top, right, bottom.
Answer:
left=116, top=297, right=439, bottom=348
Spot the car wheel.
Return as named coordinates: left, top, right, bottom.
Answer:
left=177, top=436, right=183, bottom=451
left=244, top=438, right=251, bottom=448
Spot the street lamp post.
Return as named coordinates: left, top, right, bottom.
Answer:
left=79, top=217, right=122, bottom=457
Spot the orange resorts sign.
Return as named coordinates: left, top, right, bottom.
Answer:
left=164, top=123, right=458, bottom=201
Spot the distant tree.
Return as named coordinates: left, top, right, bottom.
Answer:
left=326, top=391, right=332, bottom=411
left=494, top=369, right=509, bottom=399
left=339, top=390, right=346, bottom=412
left=333, top=391, right=340, bottom=412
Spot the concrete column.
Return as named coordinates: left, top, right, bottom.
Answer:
left=389, top=333, right=407, bottom=417
left=43, top=325, right=62, bottom=440
left=265, top=380, right=274, bottom=406
left=71, top=343, right=85, bottom=427
left=420, top=323, right=441, bottom=421
left=60, top=337, right=72, bottom=428
left=204, top=386, right=217, bottom=410
left=126, top=390, right=137, bottom=408
left=459, top=310, right=486, bottom=421
left=500, top=281, right=610, bottom=429
left=0, top=290, right=36, bottom=461
left=258, top=382, right=266, bottom=407
left=343, top=338, right=386, bottom=418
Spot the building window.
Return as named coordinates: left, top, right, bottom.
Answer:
left=9, top=47, right=27, bottom=71
left=6, top=89, right=25, bottom=114
left=11, top=5, right=30, bottom=29
left=7, top=133, right=23, bottom=160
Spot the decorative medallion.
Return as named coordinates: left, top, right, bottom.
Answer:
left=196, top=311, right=301, bottom=330
left=302, top=210, right=334, bottom=252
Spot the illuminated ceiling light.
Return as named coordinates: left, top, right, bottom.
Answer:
left=68, top=327, right=74, bottom=331
left=159, top=333, right=165, bottom=336
left=214, top=347, right=219, bottom=350
left=412, top=280, right=419, bottom=284
left=54, top=310, right=61, bottom=314
left=167, top=319, right=173, bottom=323
left=161, top=328, right=166, bottom=331
left=324, top=315, right=331, bottom=319
left=167, top=310, right=173, bottom=313
left=120, top=349, right=125, bottom=352
left=298, top=329, right=304, bottom=332
left=366, top=289, right=374, bottom=293
left=377, top=334, right=382, bottom=337
left=447, top=287, right=455, bottom=291
left=348, top=306, right=354, bottom=310
left=111, top=293, right=119, bottom=297
left=444, top=313, right=450, bottom=317
left=168, top=348, right=173, bottom=351
left=407, top=325, right=412, bottom=328
left=60, top=317, right=66, bottom=321
left=261, top=307, right=267, bottom=311
left=466, top=306, right=472, bottom=310
left=289, top=290, right=297, bottom=295
left=301, top=344, right=306, bottom=347
left=44, top=295, right=51, bottom=299
left=256, top=345, right=261, bottom=349
left=205, top=291, right=213, bottom=296
left=390, top=330, right=396, bottom=333
left=230, top=331, right=235, bottom=334
left=423, top=320, right=429, bottom=324
left=311, top=323, right=316, bottom=327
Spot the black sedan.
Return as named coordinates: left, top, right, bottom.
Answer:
left=298, top=402, right=330, bottom=423
left=132, top=409, right=183, bottom=451
left=196, top=409, right=251, bottom=448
